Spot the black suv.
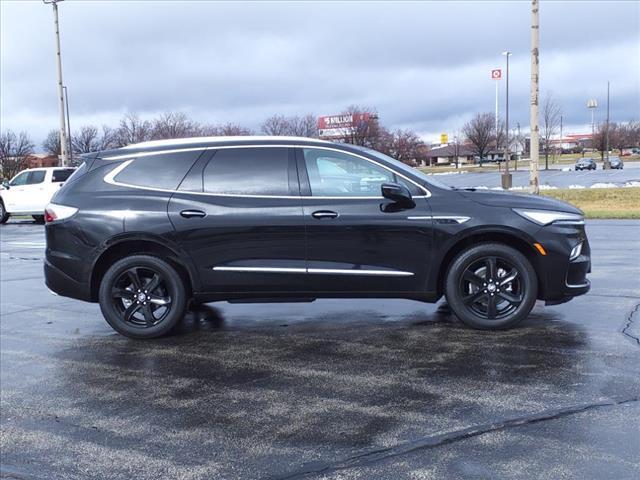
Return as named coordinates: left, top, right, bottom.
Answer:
left=44, top=137, right=590, bottom=338
left=575, top=158, right=597, bottom=170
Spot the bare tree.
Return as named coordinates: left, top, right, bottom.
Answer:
left=97, top=125, right=118, bottom=151
left=151, top=112, right=200, bottom=139
left=287, top=114, right=318, bottom=138
left=387, top=129, right=426, bottom=165
left=338, top=105, right=382, bottom=148
left=541, top=93, right=562, bottom=169
left=261, top=115, right=291, bottom=136
left=42, top=129, right=62, bottom=156
left=113, top=113, right=152, bottom=147
left=213, top=123, right=253, bottom=136
left=71, top=125, right=100, bottom=154
left=261, top=114, right=318, bottom=137
left=462, top=113, right=494, bottom=165
left=0, top=130, right=35, bottom=180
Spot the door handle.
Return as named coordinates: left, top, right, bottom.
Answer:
left=180, top=209, right=206, bottom=218
left=312, top=210, right=339, bottom=219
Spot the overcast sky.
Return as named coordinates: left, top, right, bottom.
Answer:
left=1, top=0, right=638, bottom=148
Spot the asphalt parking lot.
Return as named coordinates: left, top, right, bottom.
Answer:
left=1, top=220, right=639, bottom=479
left=431, top=161, right=640, bottom=189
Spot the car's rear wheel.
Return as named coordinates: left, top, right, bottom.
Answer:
left=0, top=202, right=8, bottom=224
left=98, top=255, right=187, bottom=339
left=445, top=243, right=538, bottom=330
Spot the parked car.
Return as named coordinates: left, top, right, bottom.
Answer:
left=44, top=137, right=590, bottom=338
left=574, top=158, right=596, bottom=171
left=608, top=156, right=624, bottom=169
left=0, top=167, right=77, bottom=224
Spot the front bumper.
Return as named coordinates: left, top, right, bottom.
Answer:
left=534, top=223, right=591, bottom=303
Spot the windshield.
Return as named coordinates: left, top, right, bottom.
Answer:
left=349, top=145, right=452, bottom=190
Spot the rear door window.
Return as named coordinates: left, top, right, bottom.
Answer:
left=203, top=147, right=294, bottom=196
left=52, top=168, right=76, bottom=182
left=114, top=150, right=204, bottom=190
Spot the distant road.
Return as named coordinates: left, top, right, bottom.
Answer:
left=427, top=161, right=640, bottom=189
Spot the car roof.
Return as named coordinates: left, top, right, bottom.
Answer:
left=99, top=136, right=337, bottom=158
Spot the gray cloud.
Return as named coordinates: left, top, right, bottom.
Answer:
left=1, top=0, right=638, bottom=146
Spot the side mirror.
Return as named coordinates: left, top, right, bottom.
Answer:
left=381, top=182, right=415, bottom=208
left=2, top=180, right=9, bottom=189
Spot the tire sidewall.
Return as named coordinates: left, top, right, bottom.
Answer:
left=98, top=255, right=187, bottom=339
left=445, top=243, right=538, bottom=330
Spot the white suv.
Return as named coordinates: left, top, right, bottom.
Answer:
left=0, top=167, right=76, bottom=224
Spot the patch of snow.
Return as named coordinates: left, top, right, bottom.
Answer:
left=590, top=182, right=618, bottom=189
left=568, top=185, right=585, bottom=189
left=539, top=185, right=557, bottom=190
left=623, top=181, right=640, bottom=188
left=429, top=171, right=467, bottom=176
left=561, top=167, right=572, bottom=172
left=472, top=186, right=489, bottom=190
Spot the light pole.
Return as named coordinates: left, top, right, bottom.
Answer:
left=501, top=51, right=512, bottom=190
left=604, top=82, right=611, bottom=169
left=43, top=0, right=69, bottom=166
left=529, top=0, right=540, bottom=194
left=587, top=99, right=597, bottom=137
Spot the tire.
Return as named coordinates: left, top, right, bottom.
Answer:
left=0, top=202, right=8, bottom=224
left=32, top=215, right=45, bottom=224
left=98, top=255, right=188, bottom=339
left=445, top=243, right=538, bottom=330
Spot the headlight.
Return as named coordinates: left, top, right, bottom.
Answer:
left=513, top=209, right=584, bottom=226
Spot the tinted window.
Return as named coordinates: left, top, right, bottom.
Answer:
left=203, top=148, right=291, bottom=196
left=52, top=168, right=76, bottom=182
left=27, top=170, right=46, bottom=184
left=10, top=172, right=29, bottom=186
left=303, top=148, right=418, bottom=197
left=114, top=151, right=203, bottom=190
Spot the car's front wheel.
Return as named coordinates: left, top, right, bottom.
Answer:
left=98, top=255, right=188, bottom=339
left=0, top=202, right=8, bottom=224
left=445, top=243, right=538, bottom=330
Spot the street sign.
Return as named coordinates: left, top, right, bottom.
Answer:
left=440, top=133, right=448, bottom=144
left=491, top=69, right=502, bottom=80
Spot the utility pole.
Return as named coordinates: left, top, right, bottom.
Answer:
left=501, top=51, right=512, bottom=190
left=604, top=81, right=611, bottom=169
left=44, top=0, right=69, bottom=166
left=559, top=115, right=563, bottom=163
left=529, top=0, right=540, bottom=194
left=516, top=122, right=521, bottom=171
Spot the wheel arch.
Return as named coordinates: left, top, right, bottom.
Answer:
left=434, top=228, right=544, bottom=298
left=89, top=235, right=197, bottom=302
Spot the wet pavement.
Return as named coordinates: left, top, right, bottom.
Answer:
left=428, top=161, right=640, bottom=189
left=1, top=220, right=639, bottom=479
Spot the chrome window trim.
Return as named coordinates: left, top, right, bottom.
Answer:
left=102, top=144, right=432, bottom=199
left=213, top=266, right=414, bottom=277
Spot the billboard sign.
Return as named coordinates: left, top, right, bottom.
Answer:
left=440, top=133, right=449, bottom=145
left=318, top=113, right=371, bottom=138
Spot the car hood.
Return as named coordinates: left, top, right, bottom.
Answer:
left=457, top=189, right=583, bottom=214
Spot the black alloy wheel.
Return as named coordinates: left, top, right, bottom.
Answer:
left=445, top=243, right=538, bottom=330
left=0, top=202, right=8, bottom=224
left=99, top=255, right=187, bottom=338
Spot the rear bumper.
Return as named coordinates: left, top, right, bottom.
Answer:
left=44, top=259, right=92, bottom=302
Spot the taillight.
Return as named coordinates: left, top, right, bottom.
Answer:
left=45, top=203, right=78, bottom=223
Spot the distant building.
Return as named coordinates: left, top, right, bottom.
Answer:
left=25, top=154, right=59, bottom=168
left=422, top=145, right=476, bottom=166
